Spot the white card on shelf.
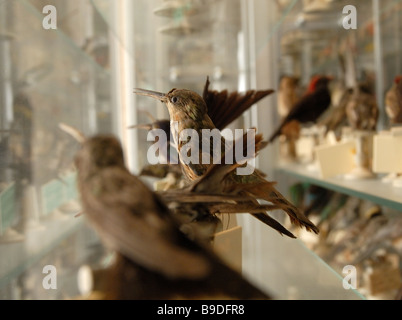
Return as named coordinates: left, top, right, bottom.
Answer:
left=373, top=133, right=402, bottom=173
left=315, top=140, right=356, bottom=179
left=213, top=225, right=242, bottom=273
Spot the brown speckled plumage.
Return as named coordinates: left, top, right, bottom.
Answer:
left=135, top=82, right=319, bottom=237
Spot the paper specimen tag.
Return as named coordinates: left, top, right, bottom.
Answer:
left=315, top=141, right=356, bottom=178
left=373, top=133, right=402, bottom=173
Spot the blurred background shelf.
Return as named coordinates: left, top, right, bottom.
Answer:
left=0, top=214, right=82, bottom=290
left=242, top=224, right=366, bottom=300
left=277, top=163, right=402, bottom=212
left=22, top=0, right=111, bottom=76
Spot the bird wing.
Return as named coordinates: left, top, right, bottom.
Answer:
left=268, top=85, right=331, bottom=143
left=190, top=130, right=267, bottom=193
left=188, top=131, right=299, bottom=238
left=80, top=167, right=212, bottom=280
left=320, top=88, right=352, bottom=135
left=131, top=78, right=274, bottom=139
left=202, top=77, right=274, bottom=130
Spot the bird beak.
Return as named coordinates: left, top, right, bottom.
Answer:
left=59, top=123, right=86, bottom=144
left=127, top=123, right=153, bottom=130
left=133, top=88, right=167, bottom=102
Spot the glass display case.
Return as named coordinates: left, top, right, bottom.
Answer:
left=271, top=0, right=402, bottom=300
left=0, top=0, right=111, bottom=299
left=0, top=0, right=401, bottom=300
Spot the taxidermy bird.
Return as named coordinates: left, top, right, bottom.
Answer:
left=320, top=87, right=353, bottom=138
left=159, top=130, right=297, bottom=239
left=345, top=82, right=379, bottom=131
left=319, top=51, right=354, bottom=138
left=129, top=111, right=174, bottom=165
left=129, top=111, right=181, bottom=187
left=352, top=213, right=402, bottom=264
left=278, top=75, right=300, bottom=120
left=268, top=75, right=332, bottom=143
left=8, top=93, right=33, bottom=183
left=134, top=83, right=319, bottom=238
left=73, top=134, right=271, bottom=300
left=277, top=75, right=301, bottom=159
left=385, top=75, right=402, bottom=126
left=132, top=77, right=273, bottom=185
left=132, top=76, right=274, bottom=145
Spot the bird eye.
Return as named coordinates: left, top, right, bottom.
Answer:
left=171, top=96, right=179, bottom=104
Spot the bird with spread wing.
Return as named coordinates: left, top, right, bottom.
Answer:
left=134, top=78, right=319, bottom=238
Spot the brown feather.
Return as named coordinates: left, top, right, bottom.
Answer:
left=203, top=76, right=274, bottom=130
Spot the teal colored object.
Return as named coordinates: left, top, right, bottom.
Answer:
left=62, top=172, right=78, bottom=202
left=41, top=179, right=65, bottom=216
left=0, top=183, right=16, bottom=233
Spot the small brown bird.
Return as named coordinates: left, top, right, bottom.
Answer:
left=268, top=75, right=332, bottom=143
left=319, top=87, right=353, bottom=138
left=277, top=76, right=301, bottom=159
left=132, top=77, right=273, bottom=181
left=134, top=84, right=319, bottom=237
left=132, top=76, right=274, bottom=140
left=385, top=75, right=402, bottom=126
left=8, top=93, right=33, bottom=183
left=345, top=83, right=379, bottom=131
left=73, top=134, right=271, bottom=299
left=278, top=75, right=300, bottom=120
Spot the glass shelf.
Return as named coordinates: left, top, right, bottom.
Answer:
left=0, top=0, right=112, bottom=294
left=0, top=214, right=82, bottom=290
left=22, top=0, right=111, bottom=78
left=238, top=216, right=365, bottom=300
left=276, top=162, right=402, bottom=212
left=1, top=0, right=112, bottom=134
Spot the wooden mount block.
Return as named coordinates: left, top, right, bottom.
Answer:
left=213, top=225, right=242, bottom=273
left=363, top=254, right=402, bottom=296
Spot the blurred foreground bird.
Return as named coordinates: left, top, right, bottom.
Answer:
left=134, top=83, right=319, bottom=237
left=385, top=75, right=402, bottom=126
left=73, top=134, right=271, bottom=299
left=268, top=75, right=332, bottom=143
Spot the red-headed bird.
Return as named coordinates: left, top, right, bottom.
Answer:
left=268, top=75, right=332, bottom=143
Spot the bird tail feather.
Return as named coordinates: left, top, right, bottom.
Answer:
left=246, top=183, right=319, bottom=234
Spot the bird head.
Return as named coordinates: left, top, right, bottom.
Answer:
left=59, top=123, right=125, bottom=177
left=394, top=75, right=402, bottom=84
left=75, top=136, right=126, bottom=174
left=307, top=75, right=333, bottom=93
left=134, top=88, right=207, bottom=122
left=280, top=75, right=299, bottom=89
